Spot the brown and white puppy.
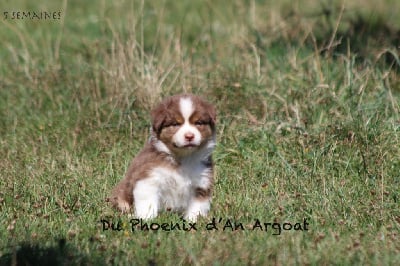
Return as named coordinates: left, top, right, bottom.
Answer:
left=110, top=94, right=216, bottom=221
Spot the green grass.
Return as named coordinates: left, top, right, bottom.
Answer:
left=1, top=0, right=399, bottom=265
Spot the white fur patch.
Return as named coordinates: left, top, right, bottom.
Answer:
left=185, top=199, right=210, bottom=221
left=133, top=164, right=211, bottom=221
left=153, top=138, right=171, bottom=154
left=179, top=97, right=194, bottom=120
left=133, top=180, right=159, bottom=219
left=173, top=97, right=202, bottom=148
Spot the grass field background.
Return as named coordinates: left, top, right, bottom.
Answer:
left=1, top=0, right=399, bottom=265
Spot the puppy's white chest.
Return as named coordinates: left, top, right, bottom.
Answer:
left=138, top=166, right=195, bottom=211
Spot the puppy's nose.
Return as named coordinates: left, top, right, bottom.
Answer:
left=185, top=132, right=195, bottom=141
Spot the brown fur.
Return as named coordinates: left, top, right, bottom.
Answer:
left=110, top=141, right=177, bottom=212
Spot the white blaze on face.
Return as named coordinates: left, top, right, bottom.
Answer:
left=173, top=97, right=201, bottom=148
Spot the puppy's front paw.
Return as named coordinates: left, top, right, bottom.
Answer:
left=135, top=202, right=158, bottom=220
left=133, top=181, right=159, bottom=220
left=185, top=199, right=210, bottom=222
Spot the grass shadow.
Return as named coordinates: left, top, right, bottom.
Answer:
left=266, top=4, right=400, bottom=69
left=0, top=239, right=88, bottom=266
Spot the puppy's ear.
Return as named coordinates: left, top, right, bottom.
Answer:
left=151, top=104, right=166, bottom=136
left=151, top=97, right=174, bottom=135
left=202, top=100, right=216, bottom=128
left=208, top=104, right=217, bottom=126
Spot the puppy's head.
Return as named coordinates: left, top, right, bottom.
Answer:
left=151, top=94, right=216, bottom=157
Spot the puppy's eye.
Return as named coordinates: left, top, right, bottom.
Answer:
left=195, top=120, right=207, bottom=126
left=166, top=121, right=181, bottom=127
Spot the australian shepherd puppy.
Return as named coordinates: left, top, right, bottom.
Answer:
left=110, top=94, right=216, bottom=221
